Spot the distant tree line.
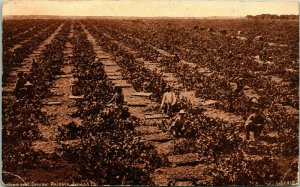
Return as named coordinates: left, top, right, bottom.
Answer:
left=246, top=14, right=298, bottom=20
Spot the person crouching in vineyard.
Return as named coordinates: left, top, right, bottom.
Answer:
left=14, top=72, right=27, bottom=98
left=245, top=106, right=265, bottom=141
left=159, top=85, right=176, bottom=115
left=142, top=80, right=151, bottom=93
left=70, top=74, right=81, bottom=96
left=108, top=86, right=124, bottom=109
left=174, top=53, right=180, bottom=63
left=170, top=109, right=186, bottom=137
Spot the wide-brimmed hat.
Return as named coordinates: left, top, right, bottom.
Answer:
left=179, top=109, right=186, bottom=114
left=24, top=81, right=33, bottom=86
left=251, top=98, right=259, bottom=104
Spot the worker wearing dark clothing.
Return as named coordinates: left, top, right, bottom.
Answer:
left=245, top=109, right=265, bottom=140
left=31, top=59, right=38, bottom=72
left=15, top=72, right=27, bottom=97
left=228, top=77, right=244, bottom=112
left=235, top=78, right=244, bottom=95
left=70, top=74, right=81, bottom=96
left=170, top=110, right=186, bottom=137
left=120, top=107, right=130, bottom=119
left=109, top=87, right=124, bottom=108
left=174, top=53, right=180, bottom=63
left=24, top=81, right=35, bottom=99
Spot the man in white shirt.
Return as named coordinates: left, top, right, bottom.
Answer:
left=159, top=85, right=176, bottom=115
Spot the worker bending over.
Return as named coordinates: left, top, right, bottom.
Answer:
left=170, top=109, right=186, bottom=137
left=245, top=107, right=265, bottom=141
left=108, top=86, right=124, bottom=108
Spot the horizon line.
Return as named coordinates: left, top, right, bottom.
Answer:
left=3, top=14, right=299, bottom=18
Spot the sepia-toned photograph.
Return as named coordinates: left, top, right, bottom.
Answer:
left=2, top=0, right=299, bottom=186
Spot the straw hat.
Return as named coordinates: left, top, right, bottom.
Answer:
left=251, top=98, right=259, bottom=104
left=179, top=109, right=186, bottom=114
left=24, top=81, right=33, bottom=86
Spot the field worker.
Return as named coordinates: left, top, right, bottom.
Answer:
left=170, top=109, right=186, bottom=137
left=70, top=74, right=80, bottom=96
left=108, top=86, right=124, bottom=108
left=245, top=107, right=265, bottom=141
left=14, top=72, right=27, bottom=97
left=143, top=80, right=150, bottom=92
left=174, top=53, right=180, bottom=63
left=228, top=77, right=244, bottom=112
left=120, top=106, right=130, bottom=119
left=234, top=77, right=244, bottom=95
left=159, top=85, right=176, bottom=115
left=24, top=81, right=35, bottom=99
left=31, top=59, right=38, bottom=72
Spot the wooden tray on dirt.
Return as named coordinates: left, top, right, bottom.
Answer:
left=69, top=95, right=84, bottom=99
left=163, top=73, right=175, bottom=77
left=153, top=164, right=208, bottom=183
left=21, top=61, right=32, bottom=66
left=131, top=92, right=153, bottom=97
left=127, top=101, right=149, bottom=107
left=145, top=113, right=169, bottom=119
left=18, top=68, right=31, bottom=73
left=197, top=67, right=211, bottom=73
left=55, top=74, right=73, bottom=78
left=43, top=101, right=62, bottom=105
left=28, top=54, right=40, bottom=58
left=140, top=132, right=174, bottom=142
left=200, top=100, right=217, bottom=106
left=134, top=126, right=161, bottom=135
left=52, top=93, right=65, bottom=97
left=102, top=61, right=117, bottom=66
left=108, top=76, right=123, bottom=80
left=104, top=68, right=122, bottom=73
left=106, top=72, right=122, bottom=76
left=168, top=153, right=201, bottom=166
left=32, top=50, right=43, bottom=55
left=114, top=83, right=132, bottom=88
left=97, top=55, right=111, bottom=60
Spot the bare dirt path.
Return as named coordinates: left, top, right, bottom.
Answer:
left=82, top=24, right=159, bottom=120
left=97, top=29, right=243, bottom=124
left=32, top=26, right=82, bottom=153
left=9, top=27, right=35, bottom=41
left=8, top=27, right=50, bottom=53
left=83, top=23, right=296, bottom=186
left=83, top=24, right=212, bottom=186
left=3, top=24, right=64, bottom=101
left=14, top=24, right=86, bottom=184
left=114, top=29, right=299, bottom=114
